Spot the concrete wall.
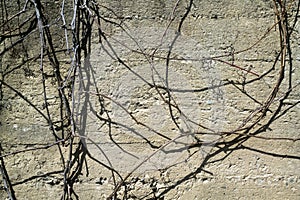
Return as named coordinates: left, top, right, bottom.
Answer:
left=0, top=0, right=299, bottom=199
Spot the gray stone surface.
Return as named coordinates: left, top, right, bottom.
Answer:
left=0, top=0, right=299, bottom=199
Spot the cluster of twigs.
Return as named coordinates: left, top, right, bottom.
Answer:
left=0, top=0, right=299, bottom=199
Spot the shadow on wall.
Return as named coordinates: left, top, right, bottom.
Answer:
left=0, top=0, right=300, bottom=199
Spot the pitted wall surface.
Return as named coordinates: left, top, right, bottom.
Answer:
left=0, top=0, right=299, bottom=199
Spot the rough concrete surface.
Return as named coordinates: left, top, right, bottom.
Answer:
left=0, top=0, right=299, bottom=199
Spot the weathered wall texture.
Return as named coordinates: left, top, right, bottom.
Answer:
left=0, top=0, right=299, bottom=199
